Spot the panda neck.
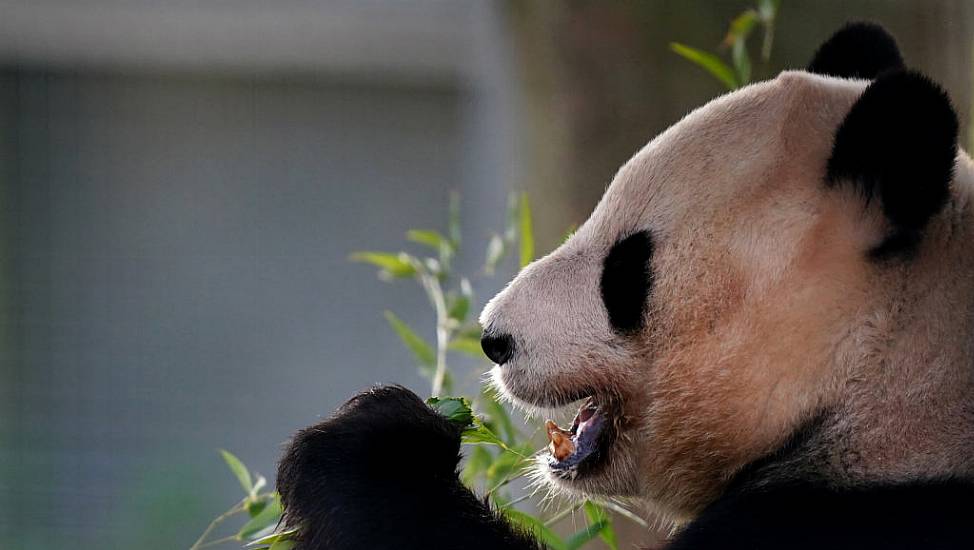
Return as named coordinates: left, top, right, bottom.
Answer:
left=738, top=269, right=974, bottom=492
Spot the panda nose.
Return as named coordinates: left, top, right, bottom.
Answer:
left=481, top=331, right=515, bottom=365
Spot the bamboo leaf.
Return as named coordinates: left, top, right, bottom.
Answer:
left=480, top=387, right=518, bottom=445
left=406, top=229, right=449, bottom=251
left=564, top=519, right=609, bottom=550
left=220, top=449, right=253, bottom=494
left=503, top=508, right=567, bottom=550
left=724, top=9, right=758, bottom=45
left=732, top=39, right=751, bottom=86
left=448, top=336, right=484, bottom=358
left=670, top=43, right=738, bottom=90
left=427, top=396, right=475, bottom=429
left=446, top=293, right=470, bottom=323
left=247, top=528, right=300, bottom=547
left=349, top=251, right=417, bottom=279
left=269, top=540, right=295, bottom=550
left=583, top=501, right=619, bottom=550
left=238, top=494, right=283, bottom=540
left=462, top=445, right=494, bottom=487
left=461, top=420, right=507, bottom=448
left=383, top=311, right=436, bottom=372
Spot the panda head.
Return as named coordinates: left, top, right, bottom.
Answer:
left=480, top=23, right=969, bottom=519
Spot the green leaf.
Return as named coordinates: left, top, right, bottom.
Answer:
left=406, top=229, right=448, bottom=251
left=446, top=292, right=470, bottom=323
left=457, top=322, right=486, bottom=340
left=427, top=396, right=475, bottom=429
left=238, top=494, right=283, bottom=540
left=724, top=9, right=758, bottom=44
left=564, top=519, right=609, bottom=550
left=485, top=233, right=506, bottom=275
left=480, top=387, right=518, bottom=445
left=732, top=39, right=751, bottom=86
left=584, top=501, right=619, bottom=550
left=269, top=540, right=296, bottom=550
left=220, top=449, right=253, bottom=495
left=485, top=446, right=529, bottom=488
left=248, top=528, right=300, bottom=547
left=383, top=311, right=436, bottom=372
left=408, top=229, right=454, bottom=269
left=461, top=420, right=507, bottom=449
left=448, top=336, right=484, bottom=358
left=349, top=251, right=417, bottom=279
left=503, top=508, right=567, bottom=550
left=598, top=500, right=648, bottom=528
left=670, top=43, right=738, bottom=90
left=462, top=445, right=494, bottom=487
left=518, top=193, right=535, bottom=268
left=246, top=495, right=269, bottom=518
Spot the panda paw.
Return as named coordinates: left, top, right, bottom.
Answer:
left=277, top=385, right=542, bottom=550
left=277, top=384, right=462, bottom=496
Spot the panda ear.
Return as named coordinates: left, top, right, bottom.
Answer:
left=808, top=22, right=904, bottom=79
left=827, top=70, right=958, bottom=257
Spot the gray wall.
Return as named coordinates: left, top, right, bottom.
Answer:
left=0, top=68, right=512, bottom=548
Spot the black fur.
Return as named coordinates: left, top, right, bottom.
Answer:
left=600, top=230, right=654, bottom=334
left=807, top=22, right=905, bottom=79
left=276, top=385, right=542, bottom=550
left=826, top=70, right=958, bottom=258
left=668, top=413, right=974, bottom=548
left=667, top=479, right=974, bottom=550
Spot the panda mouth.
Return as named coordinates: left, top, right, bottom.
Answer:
left=544, top=397, right=615, bottom=474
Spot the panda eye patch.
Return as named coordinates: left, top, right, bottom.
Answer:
left=600, top=230, right=654, bottom=334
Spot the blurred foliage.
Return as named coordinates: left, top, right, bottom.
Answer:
left=671, top=0, right=781, bottom=89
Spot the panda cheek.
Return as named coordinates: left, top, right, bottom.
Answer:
left=600, top=230, right=654, bottom=335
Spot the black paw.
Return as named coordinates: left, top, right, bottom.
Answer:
left=276, top=385, right=543, bottom=550
left=277, top=385, right=462, bottom=526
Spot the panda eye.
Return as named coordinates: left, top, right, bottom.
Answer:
left=600, top=230, right=654, bottom=334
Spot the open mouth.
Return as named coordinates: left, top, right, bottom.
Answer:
left=544, top=397, right=615, bottom=475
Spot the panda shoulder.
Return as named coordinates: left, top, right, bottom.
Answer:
left=667, top=480, right=974, bottom=550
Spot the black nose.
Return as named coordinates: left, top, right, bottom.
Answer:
left=481, top=331, right=515, bottom=365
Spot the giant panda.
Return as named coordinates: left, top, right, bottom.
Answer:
left=276, top=23, right=974, bottom=549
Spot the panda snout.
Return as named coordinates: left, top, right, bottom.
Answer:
left=481, top=330, right=515, bottom=366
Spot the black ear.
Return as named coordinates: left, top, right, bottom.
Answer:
left=808, top=22, right=905, bottom=79
left=827, top=70, right=958, bottom=257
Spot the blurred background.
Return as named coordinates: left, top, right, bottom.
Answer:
left=1, top=1, right=972, bottom=548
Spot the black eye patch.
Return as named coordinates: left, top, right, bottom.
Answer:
left=600, top=230, right=654, bottom=334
